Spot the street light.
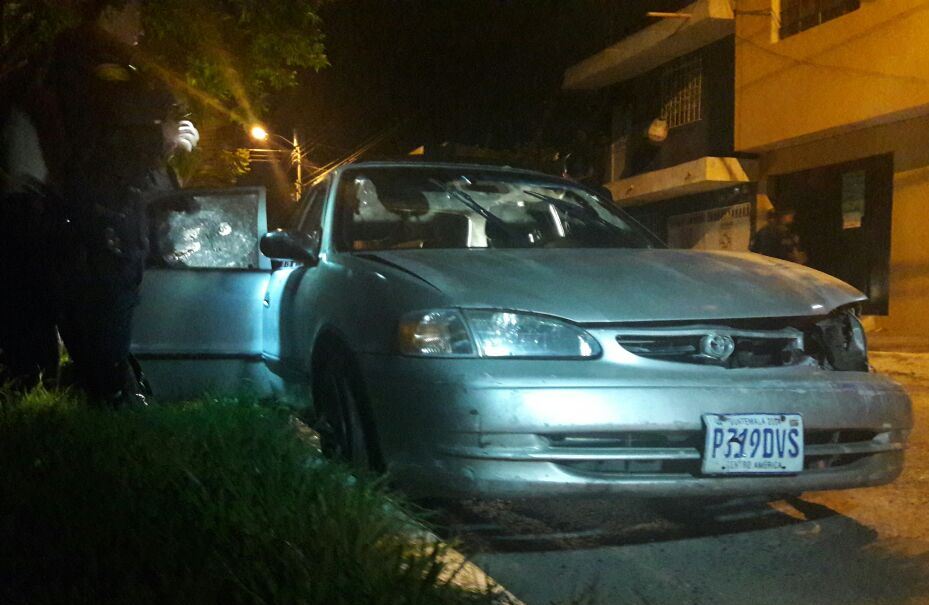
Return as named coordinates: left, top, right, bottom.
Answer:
left=249, top=125, right=304, bottom=201
left=249, top=125, right=269, bottom=142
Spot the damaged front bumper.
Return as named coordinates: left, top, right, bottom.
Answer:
left=359, top=354, right=912, bottom=500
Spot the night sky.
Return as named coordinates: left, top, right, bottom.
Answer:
left=271, top=0, right=692, bottom=160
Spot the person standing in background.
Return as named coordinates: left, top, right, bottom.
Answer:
left=0, top=0, right=199, bottom=406
left=750, top=208, right=808, bottom=265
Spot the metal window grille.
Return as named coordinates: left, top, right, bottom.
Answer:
left=779, top=0, right=860, bottom=39
left=660, top=56, right=703, bottom=129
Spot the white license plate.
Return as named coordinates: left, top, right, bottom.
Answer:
left=702, top=413, right=804, bottom=475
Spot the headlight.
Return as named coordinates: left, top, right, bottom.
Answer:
left=465, top=310, right=601, bottom=358
left=397, top=309, right=601, bottom=359
left=816, top=308, right=868, bottom=371
left=397, top=310, right=474, bottom=356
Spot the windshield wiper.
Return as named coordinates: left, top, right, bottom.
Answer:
left=428, top=178, right=526, bottom=243
left=523, top=189, right=619, bottom=232
left=524, top=189, right=659, bottom=248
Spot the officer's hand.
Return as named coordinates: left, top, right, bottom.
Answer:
left=175, top=120, right=200, bottom=153
left=165, top=120, right=200, bottom=155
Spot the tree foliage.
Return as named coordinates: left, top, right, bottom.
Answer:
left=141, top=0, right=329, bottom=183
left=0, top=1, right=73, bottom=72
left=1, top=0, right=328, bottom=184
left=141, top=0, right=328, bottom=118
left=2, top=1, right=328, bottom=113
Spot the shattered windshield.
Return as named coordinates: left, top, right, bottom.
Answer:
left=335, top=167, right=659, bottom=251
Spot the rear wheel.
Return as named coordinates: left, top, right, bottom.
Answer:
left=314, top=351, right=379, bottom=470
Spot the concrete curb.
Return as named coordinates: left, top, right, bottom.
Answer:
left=404, top=524, right=525, bottom=605
left=290, top=416, right=523, bottom=604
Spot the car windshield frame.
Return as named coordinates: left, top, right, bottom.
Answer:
left=332, top=165, right=663, bottom=253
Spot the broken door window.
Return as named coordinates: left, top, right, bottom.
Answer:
left=147, top=188, right=268, bottom=270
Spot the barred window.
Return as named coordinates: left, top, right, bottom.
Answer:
left=660, top=56, right=702, bottom=129
left=779, top=0, right=860, bottom=39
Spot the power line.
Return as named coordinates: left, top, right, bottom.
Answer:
left=304, top=126, right=399, bottom=188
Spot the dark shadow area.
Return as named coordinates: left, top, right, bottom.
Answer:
left=426, top=496, right=840, bottom=554
left=423, top=496, right=929, bottom=605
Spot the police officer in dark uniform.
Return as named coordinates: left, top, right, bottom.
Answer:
left=0, top=85, right=59, bottom=387
left=0, top=1, right=199, bottom=405
left=750, top=207, right=808, bottom=265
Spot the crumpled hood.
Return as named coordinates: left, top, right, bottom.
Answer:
left=364, top=248, right=865, bottom=324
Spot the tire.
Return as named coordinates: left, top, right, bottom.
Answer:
left=314, top=351, right=380, bottom=470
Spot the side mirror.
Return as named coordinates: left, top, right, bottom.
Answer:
left=260, top=229, right=319, bottom=265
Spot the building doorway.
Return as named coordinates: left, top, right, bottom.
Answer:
left=771, top=154, right=893, bottom=315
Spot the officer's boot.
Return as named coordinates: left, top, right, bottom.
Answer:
left=101, top=359, right=150, bottom=410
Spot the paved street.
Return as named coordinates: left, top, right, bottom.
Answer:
left=435, top=353, right=929, bottom=605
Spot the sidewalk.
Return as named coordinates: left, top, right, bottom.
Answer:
left=868, top=333, right=929, bottom=354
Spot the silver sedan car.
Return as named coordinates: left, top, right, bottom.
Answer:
left=134, top=161, right=912, bottom=500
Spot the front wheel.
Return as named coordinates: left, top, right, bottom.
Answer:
left=314, top=352, right=378, bottom=470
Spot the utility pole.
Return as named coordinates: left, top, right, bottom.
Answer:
left=249, top=124, right=308, bottom=202
left=291, top=130, right=303, bottom=202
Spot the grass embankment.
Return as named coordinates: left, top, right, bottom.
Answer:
left=0, top=387, right=496, bottom=605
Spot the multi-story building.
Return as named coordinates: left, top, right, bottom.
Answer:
left=566, top=0, right=929, bottom=343
left=736, top=0, right=929, bottom=342
left=564, top=0, right=757, bottom=254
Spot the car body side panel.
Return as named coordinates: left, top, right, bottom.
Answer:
left=262, top=254, right=452, bottom=382
left=132, top=269, right=282, bottom=400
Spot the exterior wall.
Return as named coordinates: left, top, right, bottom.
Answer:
left=735, top=0, right=929, bottom=152
left=737, top=0, right=929, bottom=340
left=610, top=36, right=736, bottom=179
left=626, top=185, right=755, bottom=248
left=600, top=36, right=748, bottom=254
left=756, top=114, right=929, bottom=338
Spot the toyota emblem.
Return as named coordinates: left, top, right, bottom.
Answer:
left=700, top=334, right=736, bottom=361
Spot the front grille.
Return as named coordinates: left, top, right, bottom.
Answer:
left=546, top=431, right=702, bottom=449
left=547, top=430, right=883, bottom=477
left=547, top=430, right=877, bottom=450
left=616, top=328, right=805, bottom=368
left=805, top=453, right=870, bottom=471
left=559, top=459, right=701, bottom=476
left=804, top=430, right=878, bottom=445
